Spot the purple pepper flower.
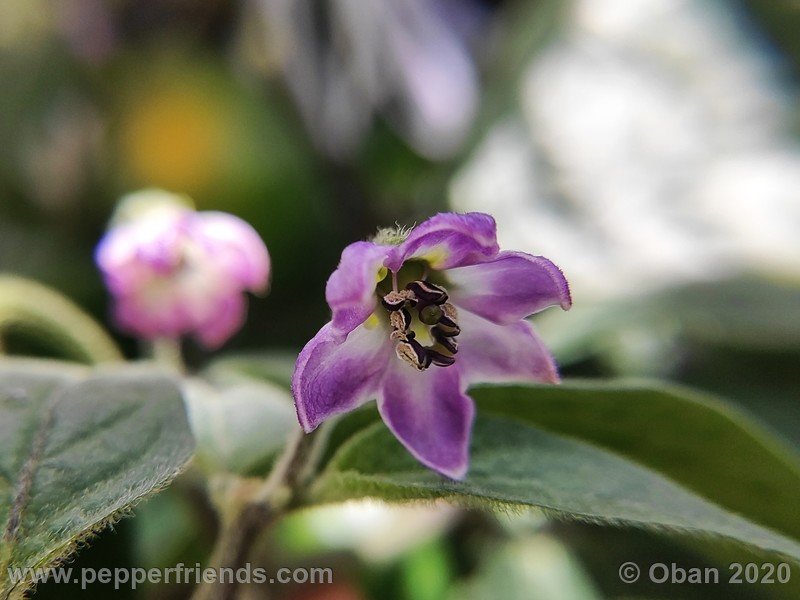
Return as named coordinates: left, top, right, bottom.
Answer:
left=292, top=212, right=571, bottom=479
left=95, top=190, right=270, bottom=349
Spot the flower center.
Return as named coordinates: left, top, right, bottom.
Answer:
left=381, top=279, right=460, bottom=371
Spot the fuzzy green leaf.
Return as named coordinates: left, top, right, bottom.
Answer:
left=312, top=415, right=800, bottom=564
left=471, top=381, right=800, bottom=541
left=0, top=359, right=194, bottom=596
left=184, top=377, right=297, bottom=475
left=318, top=379, right=800, bottom=545
left=204, top=352, right=296, bottom=390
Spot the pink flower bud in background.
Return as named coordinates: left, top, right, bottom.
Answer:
left=95, top=189, right=270, bottom=349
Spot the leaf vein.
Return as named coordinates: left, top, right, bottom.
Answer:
left=2, top=398, right=58, bottom=548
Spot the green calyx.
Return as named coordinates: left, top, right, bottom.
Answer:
left=371, top=223, right=415, bottom=246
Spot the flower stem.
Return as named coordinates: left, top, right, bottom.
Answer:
left=148, top=338, right=185, bottom=374
left=252, top=428, right=306, bottom=504
left=190, top=491, right=271, bottom=600
left=189, top=428, right=320, bottom=600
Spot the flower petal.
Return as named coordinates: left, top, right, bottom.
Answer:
left=326, top=241, right=391, bottom=336
left=447, top=251, right=571, bottom=324
left=193, top=294, right=247, bottom=349
left=95, top=215, right=184, bottom=295
left=112, top=288, right=189, bottom=340
left=378, top=362, right=473, bottom=479
left=386, top=212, right=499, bottom=271
left=455, top=309, right=559, bottom=385
left=192, top=212, right=271, bottom=293
left=293, top=321, right=391, bottom=432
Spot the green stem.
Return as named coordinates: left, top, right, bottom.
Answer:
left=190, top=494, right=272, bottom=600
left=190, top=428, right=320, bottom=600
left=147, top=338, right=186, bottom=374
left=0, top=275, right=122, bottom=364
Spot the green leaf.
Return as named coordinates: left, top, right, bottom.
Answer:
left=471, top=380, right=800, bottom=542
left=538, top=276, right=800, bottom=373
left=204, top=352, right=296, bottom=390
left=183, top=377, right=297, bottom=475
left=0, top=359, right=194, bottom=596
left=0, top=275, right=122, bottom=364
left=319, top=379, right=800, bottom=544
left=312, top=415, right=800, bottom=564
left=657, top=277, right=800, bottom=351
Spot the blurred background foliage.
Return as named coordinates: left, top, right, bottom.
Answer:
left=1, top=0, right=798, bottom=598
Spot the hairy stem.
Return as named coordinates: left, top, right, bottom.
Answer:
left=190, top=428, right=320, bottom=600
left=190, top=498, right=272, bottom=600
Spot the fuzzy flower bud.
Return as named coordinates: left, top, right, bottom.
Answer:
left=95, top=189, right=270, bottom=348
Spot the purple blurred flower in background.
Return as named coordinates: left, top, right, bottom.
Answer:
left=96, top=189, right=270, bottom=349
left=292, top=213, right=571, bottom=479
left=253, top=0, right=485, bottom=160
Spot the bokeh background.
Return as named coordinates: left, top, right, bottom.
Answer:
left=1, top=0, right=799, bottom=598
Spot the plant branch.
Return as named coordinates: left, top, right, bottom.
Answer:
left=190, top=493, right=271, bottom=600
left=189, top=428, right=320, bottom=600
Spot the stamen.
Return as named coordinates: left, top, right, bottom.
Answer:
left=389, top=307, right=412, bottom=334
left=383, top=280, right=461, bottom=371
left=391, top=328, right=414, bottom=341
left=435, top=303, right=460, bottom=336
left=441, top=302, right=458, bottom=321
left=396, top=337, right=432, bottom=370
left=427, top=348, right=456, bottom=367
left=405, top=280, right=448, bottom=305
left=381, top=289, right=416, bottom=311
left=432, top=327, right=458, bottom=353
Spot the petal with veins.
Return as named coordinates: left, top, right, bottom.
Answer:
left=378, top=362, right=473, bottom=479
left=293, top=321, right=392, bottom=432
left=455, top=309, right=559, bottom=385
left=326, top=242, right=391, bottom=337
left=386, top=212, right=498, bottom=271
left=447, top=251, right=571, bottom=324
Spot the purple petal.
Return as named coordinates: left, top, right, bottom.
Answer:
left=386, top=212, right=499, bottom=271
left=326, top=241, right=391, bottom=337
left=386, top=0, right=478, bottom=158
left=447, top=251, right=571, bottom=324
left=96, top=210, right=195, bottom=306
left=293, top=321, right=392, bottom=432
left=112, top=288, right=190, bottom=340
left=95, top=230, right=141, bottom=296
left=192, top=212, right=271, bottom=293
left=455, top=309, right=559, bottom=385
left=378, top=362, right=473, bottom=479
left=193, top=293, right=247, bottom=349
